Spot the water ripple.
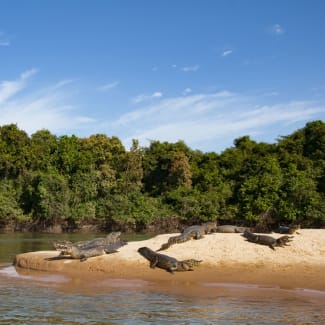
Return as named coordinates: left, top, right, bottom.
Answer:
left=0, top=267, right=324, bottom=325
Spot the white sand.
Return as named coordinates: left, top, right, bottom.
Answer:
left=14, top=229, right=325, bottom=290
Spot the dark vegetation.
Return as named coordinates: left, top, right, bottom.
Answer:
left=0, top=120, right=324, bottom=233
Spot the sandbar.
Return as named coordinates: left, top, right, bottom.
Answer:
left=14, top=229, right=325, bottom=291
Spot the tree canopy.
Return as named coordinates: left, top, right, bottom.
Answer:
left=0, top=121, right=324, bottom=232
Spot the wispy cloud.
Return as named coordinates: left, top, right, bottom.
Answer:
left=49, top=79, right=78, bottom=91
left=182, top=88, right=192, bottom=95
left=112, top=91, right=325, bottom=152
left=270, top=24, right=285, bottom=35
left=132, top=91, right=163, bottom=103
left=0, top=31, right=10, bottom=46
left=221, top=50, right=233, bottom=57
left=98, top=81, right=119, bottom=92
left=2, top=72, right=324, bottom=153
left=181, top=65, right=199, bottom=72
left=0, top=68, right=38, bottom=104
left=0, top=70, right=95, bottom=134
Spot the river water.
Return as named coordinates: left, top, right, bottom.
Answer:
left=0, top=233, right=324, bottom=324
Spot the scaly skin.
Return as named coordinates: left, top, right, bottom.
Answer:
left=202, top=221, right=218, bottom=234
left=59, top=246, right=106, bottom=261
left=157, top=221, right=217, bottom=251
left=52, top=232, right=127, bottom=261
left=73, top=232, right=122, bottom=249
left=51, top=240, right=73, bottom=254
left=276, top=225, right=300, bottom=235
left=52, top=232, right=122, bottom=252
left=216, top=225, right=251, bottom=233
left=243, top=230, right=293, bottom=250
left=275, top=235, right=294, bottom=247
left=180, top=259, right=203, bottom=268
left=58, top=241, right=127, bottom=261
left=138, top=247, right=202, bottom=274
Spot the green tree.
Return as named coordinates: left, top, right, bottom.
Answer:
left=0, top=179, right=26, bottom=227
left=237, top=156, right=283, bottom=223
left=23, top=172, right=70, bottom=228
left=0, top=124, right=30, bottom=177
left=79, top=134, right=125, bottom=169
left=57, top=135, right=81, bottom=174
left=278, top=164, right=325, bottom=225
left=142, top=140, right=192, bottom=195
left=30, top=129, right=58, bottom=171
left=117, top=139, right=143, bottom=194
left=69, top=170, right=98, bottom=224
left=168, top=151, right=192, bottom=189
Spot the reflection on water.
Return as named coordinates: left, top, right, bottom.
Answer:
left=0, top=265, right=69, bottom=284
left=1, top=233, right=325, bottom=324
left=0, top=232, right=153, bottom=264
left=0, top=265, right=325, bottom=325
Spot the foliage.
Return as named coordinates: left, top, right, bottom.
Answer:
left=0, top=179, right=26, bottom=225
left=0, top=121, right=324, bottom=232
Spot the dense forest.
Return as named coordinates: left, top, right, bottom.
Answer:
left=0, top=120, right=324, bottom=233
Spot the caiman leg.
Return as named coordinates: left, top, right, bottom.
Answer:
left=193, top=231, right=203, bottom=239
left=167, top=264, right=177, bottom=274
left=80, top=254, right=87, bottom=262
left=150, top=256, right=159, bottom=269
left=177, top=262, right=193, bottom=271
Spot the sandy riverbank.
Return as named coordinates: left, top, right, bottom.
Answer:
left=14, top=229, right=325, bottom=291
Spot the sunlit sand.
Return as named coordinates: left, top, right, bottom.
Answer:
left=14, top=229, right=325, bottom=291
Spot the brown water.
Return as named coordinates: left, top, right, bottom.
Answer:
left=0, top=233, right=324, bottom=324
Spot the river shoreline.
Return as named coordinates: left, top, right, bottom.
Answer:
left=14, top=229, right=325, bottom=291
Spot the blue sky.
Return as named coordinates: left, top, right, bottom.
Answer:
left=1, top=0, right=325, bottom=152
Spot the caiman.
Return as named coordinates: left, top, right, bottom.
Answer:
left=56, top=241, right=127, bottom=261
left=138, top=247, right=202, bottom=273
left=243, top=230, right=293, bottom=250
left=216, top=225, right=251, bottom=233
left=52, top=232, right=122, bottom=251
left=51, top=232, right=127, bottom=261
left=157, top=221, right=217, bottom=251
left=275, top=225, right=301, bottom=235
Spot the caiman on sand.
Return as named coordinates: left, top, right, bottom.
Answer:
left=216, top=225, right=251, bottom=233
left=138, top=247, right=202, bottom=273
left=157, top=221, right=217, bottom=251
left=51, top=232, right=127, bottom=261
left=274, top=225, right=301, bottom=235
left=243, top=230, right=293, bottom=250
left=52, top=232, right=122, bottom=251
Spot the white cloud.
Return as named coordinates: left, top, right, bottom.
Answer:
left=3, top=72, right=324, bottom=153
left=222, top=50, right=233, bottom=57
left=0, top=70, right=95, bottom=135
left=270, top=24, right=285, bottom=35
left=98, top=81, right=119, bottom=92
left=0, top=68, right=37, bottom=104
left=50, top=79, right=78, bottom=91
left=182, top=88, right=192, bottom=95
left=112, top=91, right=325, bottom=152
left=181, top=65, right=199, bottom=72
left=263, top=91, right=279, bottom=97
left=152, top=92, right=163, bottom=98
left=132, top=91, right=163, bottom=103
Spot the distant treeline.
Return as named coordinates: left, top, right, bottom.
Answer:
left=0, top=120, right=324, bottom=233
